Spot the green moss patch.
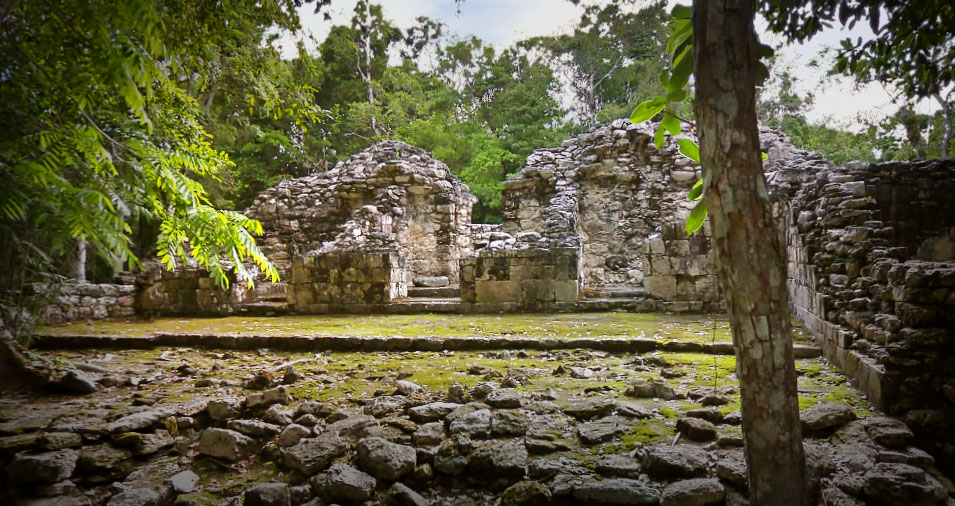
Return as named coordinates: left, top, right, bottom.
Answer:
left=40, top=312, right=814, bottom=345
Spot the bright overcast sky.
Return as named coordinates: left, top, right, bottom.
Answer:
left=275, top=0, right=938, bottom=131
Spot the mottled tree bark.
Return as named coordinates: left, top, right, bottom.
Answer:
left=65, top=239, right=87, bottom=282
left=692, top=1, right=808, bottom=504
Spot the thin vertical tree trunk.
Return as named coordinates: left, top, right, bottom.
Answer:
left=692, top=1, right=808, bottom=505
left=934, top=92, right=952, bottom=159
left=362, top=0, right=378, bottom=136
left=66, top=239, right=87, bottom=282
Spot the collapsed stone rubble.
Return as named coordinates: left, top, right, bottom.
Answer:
left=2, top=347, right=952, bottom=506
left=13, top=118, right=955, bottom=489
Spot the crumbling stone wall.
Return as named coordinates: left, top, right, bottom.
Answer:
left=784, top=158, right=955, bottom=465
left=460, top=248, right=579, bottom=309
left=138, top=142, right=478, bottom=316
left=136, top=263, right=239, bottom=317
left=288, top=251, right=406, bottom=311
left=245, top=141, right=476, bottom=284
left=642, top=222, right=720, bottom=312
left=34, top=281, right=137, bottom=324
left=469, top=224, right=502, bottom=251
left=497, top=120, right=709, bottom=303
left=490, top=120, right=810, bottom=309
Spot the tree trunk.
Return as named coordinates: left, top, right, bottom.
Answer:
left=65, top=239, right=87, bottom=282
left=692, top=1, right=808, bottom=505
left=935, top=92, right=952, bottom=159
left=362, top=0, right=378, bottom=136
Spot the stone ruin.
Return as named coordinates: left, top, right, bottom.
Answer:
left=25, top=120, right=955, bottom=470
left=135, top=141, right=478, bottom=314
left=132, top=120, right=817, bottom=315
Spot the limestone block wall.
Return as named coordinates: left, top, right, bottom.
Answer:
left=460, top=248, right=579, bottom=308
left=500, top=176, right=557, bottom=235
left=287, top=251, right=406, bottom=311
left=642, top=222, right=721, bottom=312
left=784, top=158, right=955, bottom=465
left=469, top=224, right=502, bottom=250
left=136, top=264, right=239, bottom=317
left=500, top=120, right=704, bottom=296
left=245, top=141, right=477, bottom=283
left=33, top=282, right=137, bottom=324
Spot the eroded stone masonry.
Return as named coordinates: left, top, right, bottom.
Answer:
left=18, top=120, right=955, bottom=493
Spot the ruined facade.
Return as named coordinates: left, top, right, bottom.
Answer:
left=137, top=141, right=477, bottom=313
left=781, top=158, right=955, bottom=463
left=28, top=120, right=955, bottom=468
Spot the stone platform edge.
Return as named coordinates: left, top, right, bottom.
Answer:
left=31, top=332, right=822, bottom=358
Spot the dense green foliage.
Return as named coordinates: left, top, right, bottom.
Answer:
left=205, top=1, right=670, bottom=222
left=761, top=0, right=954, bottom=160
left=6, top=0, right=942, bottom=294
left=0, top=0, right=671, bottom=291
left=0, top=0, right=301, bottom=289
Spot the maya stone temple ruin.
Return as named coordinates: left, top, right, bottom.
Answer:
left=4, top=120, right=955, bottom=506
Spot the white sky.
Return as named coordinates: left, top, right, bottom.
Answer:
left=274, top=0, right=940, bottom=131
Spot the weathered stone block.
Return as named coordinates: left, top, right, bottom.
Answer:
left=475, top=281, right=521, bottom=303
left=644, top=275, right=677, bottom=300
left=521, top=280, right=555, bottom=304
left=555, top=280, right=579, bottom=302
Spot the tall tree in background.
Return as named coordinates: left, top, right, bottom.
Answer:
left=762, top=0, right=954, bottom=159
left=530, top=1, right=668, bottom=126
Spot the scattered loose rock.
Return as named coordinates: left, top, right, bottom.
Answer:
left=8, top=450, right=78, bottom=483
left=243, top=482, right=291, bottom=506
left=677, top=417, right=718, bottom=442
left=573, top=478, right=661, bottom=505
left=357, top=437, right=417, bottom=480
left=198, top=428, right=252, bottom=462
left=660, top=478, right=724, bottom=506
left=642, top=444, right=709, bottom=479
left=801, top=402, right=856, bottom=432
left=312, top=462, right=377, bottom=504
left=502, top=480, right=552, bottom=506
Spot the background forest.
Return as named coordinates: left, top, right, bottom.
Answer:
left=0, top=0, right=951, bottom=289
left=201, top=0, right=951, bottom=222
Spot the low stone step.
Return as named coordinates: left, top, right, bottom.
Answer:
left=253, top=283, right=288, bottom=301
left=582, top=286, right=646, bottom=299
left=32, top=332, right=823, bottom=357
left=407, top=286, right=461, bottom=298
left=389, top=298, right=464, bottom=313
left=238, top=301, right=289, bottom=315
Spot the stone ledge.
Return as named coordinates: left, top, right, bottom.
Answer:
left=32, top=332, right=822, bottom=357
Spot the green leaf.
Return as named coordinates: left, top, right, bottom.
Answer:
left=687, top=178, right=704, bottom=201
left=661, top=113, right=680, bottom=136
left=754, top=61, right=769, bottom=85
left=756, top=42, right=774, bottom=59
left=654, top=122, right=666, bottom=148
left=669, top=45, right=694, bottom=91
left=671, top=4, right=692, bottom=19
left=630, top=96, right=667, bottom=124
left=666, top=88, right=687, bottom=102
left=761, top=151, right=768, bottom=160
left=676, top=138, right=700, bottom=163
left=667, top=19, right=693, bottom=55
left=685, top=199, right=707, bottom=235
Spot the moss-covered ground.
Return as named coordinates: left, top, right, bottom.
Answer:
left=39, top=312, right=815, bottom=345
left=2, top=313, right=878, bottom=505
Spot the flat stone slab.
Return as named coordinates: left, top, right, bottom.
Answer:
left=573, top=478, right=661, bottom=505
